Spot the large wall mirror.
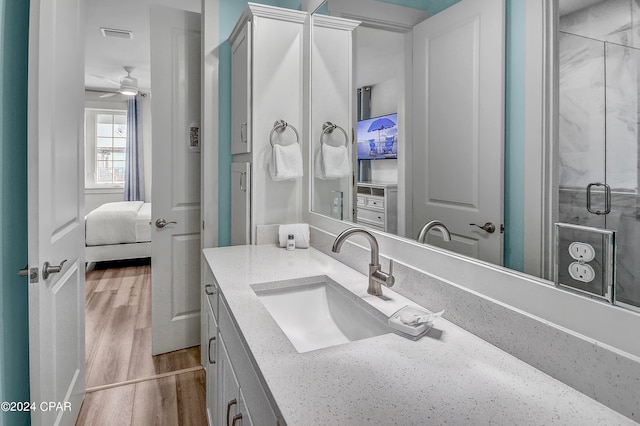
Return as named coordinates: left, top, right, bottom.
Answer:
left=310, top=0, right=640, bottom=313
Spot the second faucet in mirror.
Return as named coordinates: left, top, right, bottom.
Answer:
left=417, top=220, right=451, bottom=244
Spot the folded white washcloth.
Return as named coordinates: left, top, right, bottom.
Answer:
left=278, top=223, right=310, bottom=249
left=315, top=143, right=351, bottom=180
left=269, top=143, right=303, bottom=181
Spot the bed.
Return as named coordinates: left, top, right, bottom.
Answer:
left=85, top=201, right=152, bottom=263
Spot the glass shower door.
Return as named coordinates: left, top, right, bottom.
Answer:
left=558, top=31, right=640, bottom=309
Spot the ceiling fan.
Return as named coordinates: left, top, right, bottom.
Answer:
left=96, top=66, right=139, bottom=98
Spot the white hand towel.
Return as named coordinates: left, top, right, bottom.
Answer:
left=315, top=143, right=351, bottom=180
left=269, top=143, right=303, bottom=181
left=278, top=223, right=310, bottom=249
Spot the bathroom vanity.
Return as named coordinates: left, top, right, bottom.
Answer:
left=201, top=244, right=634, bottom=425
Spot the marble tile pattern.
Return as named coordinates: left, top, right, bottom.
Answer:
left=559, top=0, right=640, bottom=309
left=559, top=0, right=640, bottom=191
left=558, top=189, right=640, bottom=307
left=308, top=227, right=640, bottom=423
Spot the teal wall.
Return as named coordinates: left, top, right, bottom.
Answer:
left=217, top=0, right=527, bottom=270
left=0, top=0, right=31, bottom=425
left=503, top=0, right=525, bottom=271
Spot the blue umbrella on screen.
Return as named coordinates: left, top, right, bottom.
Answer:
left=367, top=117, right=396, bottom=143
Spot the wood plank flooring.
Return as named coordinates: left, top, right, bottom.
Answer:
left=77, top=259, right=206, bottom=425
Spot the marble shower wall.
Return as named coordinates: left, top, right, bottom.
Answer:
left=558, top=0, right=639, bottom=308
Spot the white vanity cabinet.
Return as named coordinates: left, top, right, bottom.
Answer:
left=229, top=4, right=306, bottom=245
left=203, top=271, right=279, bottom=426
left=356, top=182, right=398, bottom=233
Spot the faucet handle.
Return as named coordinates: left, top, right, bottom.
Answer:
left=385, top=259, right=395, bottom=287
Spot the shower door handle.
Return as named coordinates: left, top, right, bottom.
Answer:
left=586, top=182, right=611, bottom=215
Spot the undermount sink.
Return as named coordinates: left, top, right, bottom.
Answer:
left=252, top=276, right=390, bottom=353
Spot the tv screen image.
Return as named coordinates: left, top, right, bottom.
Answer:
left=356, top=113, right=398, bottom=160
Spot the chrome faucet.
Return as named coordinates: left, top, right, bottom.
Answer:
left=417, top=220, right=451, bottom=244
left=331, top=227, right=395, bottom=296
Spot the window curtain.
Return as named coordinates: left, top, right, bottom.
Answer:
left=124, top=94, right=145, bottom=201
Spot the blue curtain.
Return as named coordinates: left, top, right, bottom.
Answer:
left=124, top=94, right=145, bottom=201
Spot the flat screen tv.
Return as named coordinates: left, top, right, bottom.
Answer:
left=356, top=112, right=398, bottom=160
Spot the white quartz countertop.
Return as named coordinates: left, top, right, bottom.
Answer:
left=203, top=245, right=635, bottom=425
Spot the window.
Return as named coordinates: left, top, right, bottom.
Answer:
left=96, top=113, right=127, bottom=184
left=85, top=108, right=127, bottom=187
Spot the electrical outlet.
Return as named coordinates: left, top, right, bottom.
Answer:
left=568, top=261, right=595, bottom=283
left=568, top=242, right=595, bottom=262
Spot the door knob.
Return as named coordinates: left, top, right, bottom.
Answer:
left=155, top=218, right=177, bottom=228
left=42, top=259, right=67, bottom=280
left=470, top=222, right=496, bottom=234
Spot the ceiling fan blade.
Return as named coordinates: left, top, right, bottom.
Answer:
left=99, top=92, right=117, bottom=98
left=90, top=73, right=120, bottom=86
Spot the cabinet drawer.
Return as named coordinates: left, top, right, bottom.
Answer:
left=220, top=298, right=279, bottom=425
left=357, top=195, right=365, bottom=206
left=365, top=197, right=384, bottom=209
left=357, top=208, right=385, bottom=226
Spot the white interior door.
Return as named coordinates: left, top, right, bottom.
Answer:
left=27, top=0, right=85, bottom=424
left=411, top=0, right=504, bottom=264
left=150, top=6, right=202, bottom=355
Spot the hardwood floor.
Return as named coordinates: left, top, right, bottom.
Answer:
left=78, top=260, right=206, bottom=425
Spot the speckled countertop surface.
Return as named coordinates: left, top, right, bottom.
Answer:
left=203, top=245, right=636, bottom=425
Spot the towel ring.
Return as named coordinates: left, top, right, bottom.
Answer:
left=320, top=122, right=349, bottom=147
left=270, top=120, right=300, bottom=147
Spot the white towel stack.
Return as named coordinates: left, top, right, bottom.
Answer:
left=315, top=143, right=351, bottom=180
left=269, top=143, right=303, bottom=181
left=278, top=223, right=310, bottom=249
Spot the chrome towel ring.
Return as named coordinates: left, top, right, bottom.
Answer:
left=270, top=120, right=300, bottom=147
left=320, top=122, right=349, bottom=147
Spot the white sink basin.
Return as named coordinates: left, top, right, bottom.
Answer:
left=253, top=276, right=390, bottom=353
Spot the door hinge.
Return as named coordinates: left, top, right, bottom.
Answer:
left=202, top=220, right=205, bottom=230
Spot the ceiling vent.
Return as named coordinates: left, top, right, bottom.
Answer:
left=100, top=27, right=133, bottom=40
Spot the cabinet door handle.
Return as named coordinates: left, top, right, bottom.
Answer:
left=240, top=123, right=247, bottom=143
left=205, top=284, right=215, bottom=295
left=232, top=413, right=243, bottom=426
left=208, top=336, right=216, bottom=364
left=226, top=399, right=237, bottom=426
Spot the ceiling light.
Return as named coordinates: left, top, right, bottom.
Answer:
left=118, top=66, right=138, bottom=96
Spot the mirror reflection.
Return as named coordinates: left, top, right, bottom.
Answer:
left=310, top=0, right=640, bottom=311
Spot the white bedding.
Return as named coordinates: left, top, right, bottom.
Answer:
left=85, top=201, right=151, bottom=246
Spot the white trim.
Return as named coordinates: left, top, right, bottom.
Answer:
left=523, top=0, right=555, bottom=279
left=201, top=0, right=219, bottom=249
left=327, top=0, right=428, bottom=32
left=229, top=3, right=307, bottom=43
left=312, top=14, right=360, bottom=31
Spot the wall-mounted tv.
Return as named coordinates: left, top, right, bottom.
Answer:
left=356, top=112, right=398, bottom=160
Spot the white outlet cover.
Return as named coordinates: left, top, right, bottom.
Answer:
left=568, top=261, right=596, bottom=283
left=568, top=241, right=596, bottom=262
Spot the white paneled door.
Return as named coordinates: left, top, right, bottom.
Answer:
left=150, top=6, right=202, bottom=354
left=412, top=0, right=505, bottom=264
left=27, top=0, right=86, bottom=424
